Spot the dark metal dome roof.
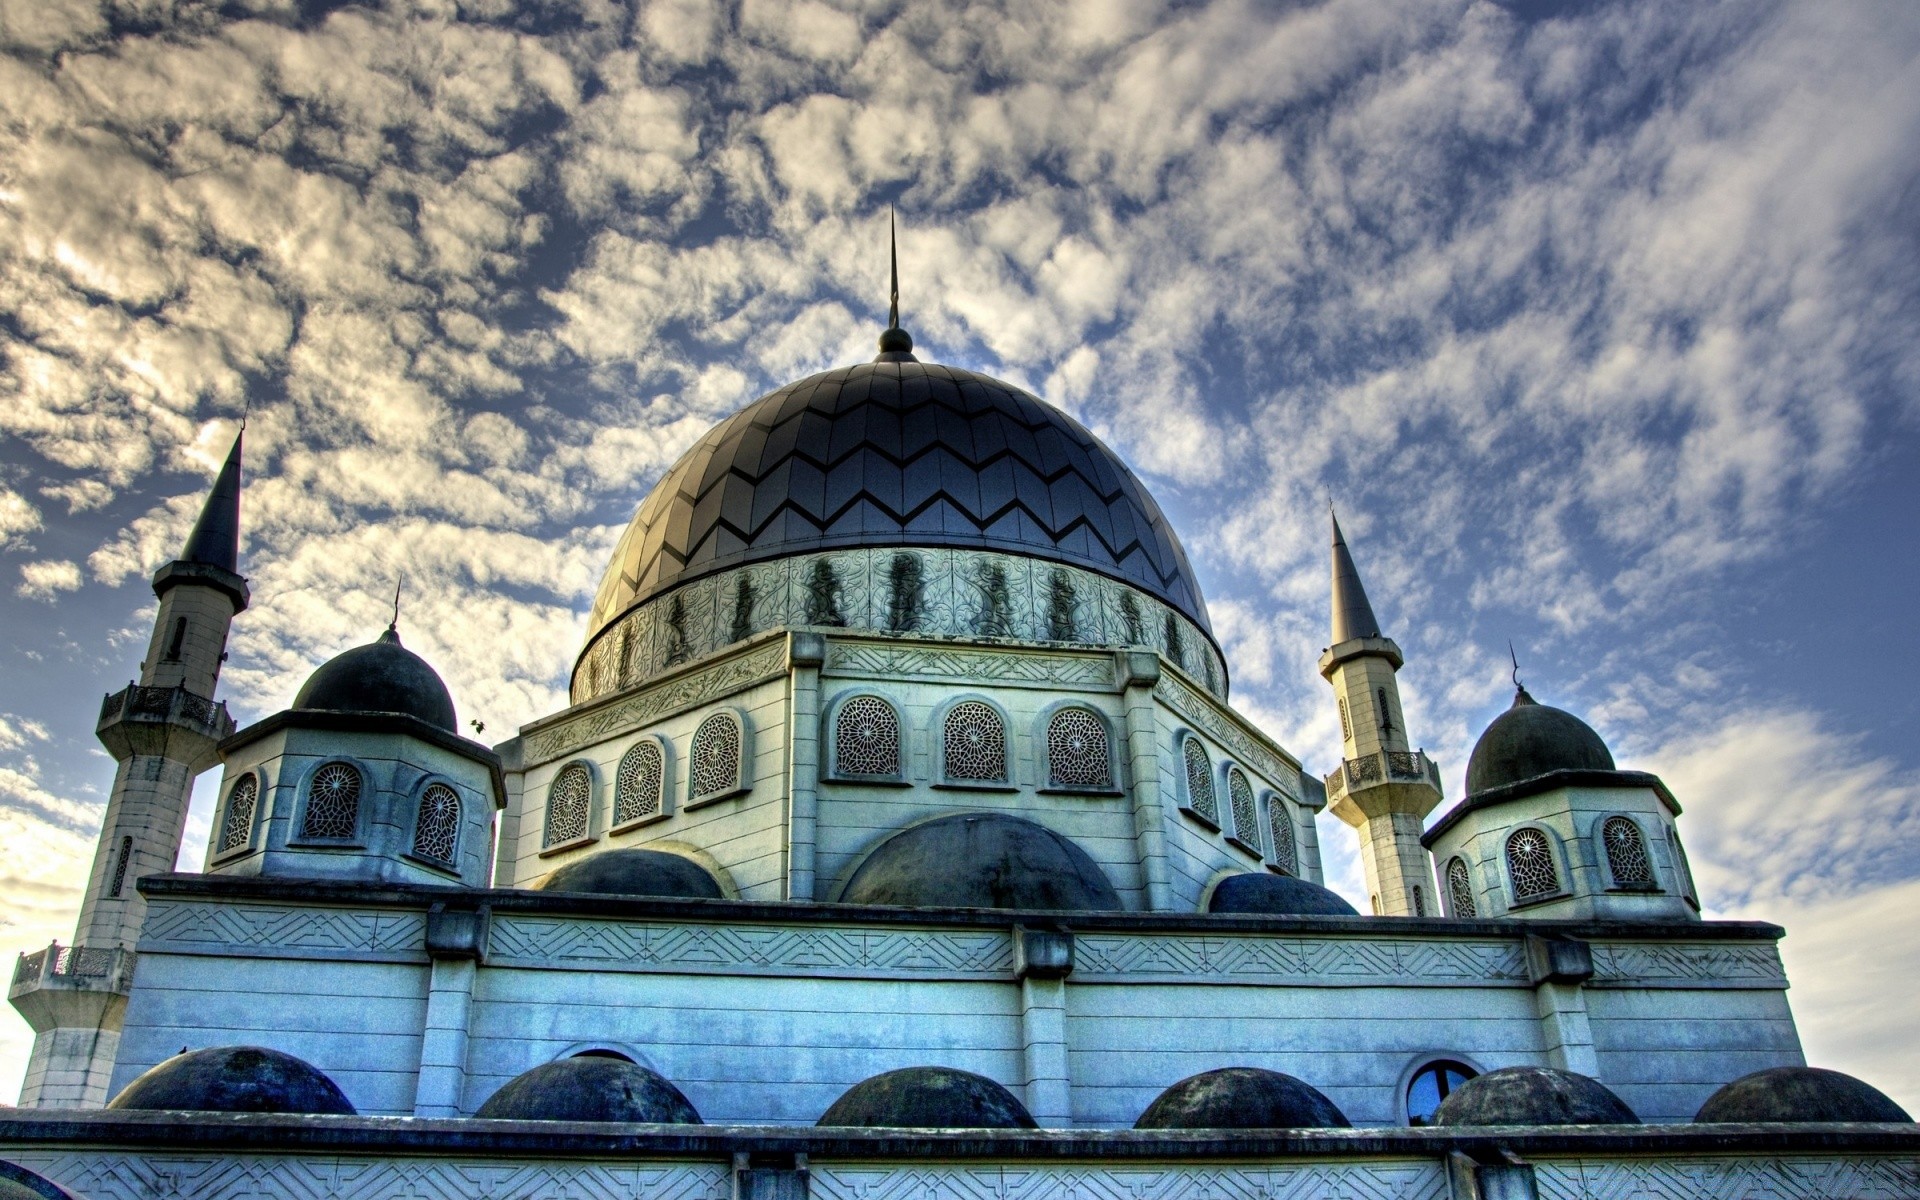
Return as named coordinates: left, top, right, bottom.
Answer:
left=292, top=627, right=457, bottom=733
left=1695, top=1066, right=1912, bottom=1123
left=585, top=360, right=1213, bottom=650
left=475, top=1056, right=702, bottom=1123
left=106, top=1046, right=355, bottom=1115
left=1465, top=687, right=1614, bottom=796
left=537, top=848, right=724, bottom=900
left=1134, top=1067, right=1351, bottom=1129
left=817, top=1066, right=1035, bottom=1129
left=1433, top=1066, right=1638, bottom=1127
left=839, top=812, right=1123, bottom=912
left=1207, top=872, right=1359, bottom=917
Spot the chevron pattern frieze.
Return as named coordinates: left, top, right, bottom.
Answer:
left=1071, top=933, right=1529, bottom=985
left=140, top=901, right=426, bottom=958
left=1534, top=1155, right=1920, bottom=1200
left=486, top=915, right=1015, bottom=977
left=814, top=1163, right=1449, bottom=1200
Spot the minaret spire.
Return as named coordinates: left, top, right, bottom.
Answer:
left=876, top=206, right=915, bottom=360
left=180, top=432, right=243, bottom=574
left=1329, top=506, right=1382, bottom=643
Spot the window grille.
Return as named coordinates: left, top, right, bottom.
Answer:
left=218, top=774, right=258, bottom=854
left=544, top=763, right=592, bottom=847
left=302, top=763, right=362, bottom=840
left=942, top=701, right=1007, bottom=782
left=412, top=784, right=461, bottom=865
left=835, top=696, right=901, bottom=777
left=1446, top=857, right=1476, bottom=916
left=615, top=740, right=666, bottom=823
left=1046, top=707, right=1111, bottom=788
left=1412, top=886, right=1426, bottom=916
left=1338, top=697, right=1351, bottom=741
left=1182, top=738, right=1217, bottom=823
left=690, top=713, right=743, bottom=798
left=1377, top=687, right=1395, bottom=734
left=1266, top=796, right=1297, bottom=875
left=1505, top=828, right=1559, bottom=901
left=1227, top=767, right=1260, bottom=851
left=109, top=835, right=133, bottom=897
left=1602, top=816, right=1654, bottom=887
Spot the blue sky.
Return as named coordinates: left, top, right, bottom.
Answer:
left=2, top=0, right=1918, bottom=1109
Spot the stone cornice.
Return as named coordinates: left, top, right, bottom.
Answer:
left=1422, top=769, right=1681, bottom=847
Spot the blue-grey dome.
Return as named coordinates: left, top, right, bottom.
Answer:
left=1695, top=1067, right=1912, bottom=1123
left=1135, top=1067, right=1350, bottom=1129
left=1433, top=1066, right=1637, bottom=1126
left=1208, top=873, right=1359, bottom=916
left=583, top=360, right=1213, bottom=661
left=106, top=1046, right=354, bottom=1115
left=1466, top=688, right=1614, bottom=796
left=475, top=1056, right=702, bottom=1123
left=537, top=849, right=724, bottom=899
left=839, top=813, right=1123, bottom=912
left=817, top=1066, right=1035, bottom=1128
left=293, top=627, right=457, bottom=733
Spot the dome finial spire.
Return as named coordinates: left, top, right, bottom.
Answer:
left=383, top=574, right=403, bottom=645
left=1508, top=640, right=1535, bottom=707
left=876, top=205, right=915, bottom=359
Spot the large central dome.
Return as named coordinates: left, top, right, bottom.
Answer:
left=578, top=357, right=1217, bottom=697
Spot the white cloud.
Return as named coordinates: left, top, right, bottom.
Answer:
left=15, top=559, right=81, bottom=601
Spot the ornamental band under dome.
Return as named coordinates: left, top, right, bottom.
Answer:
left=3, top=232, right=1911, bottom=1200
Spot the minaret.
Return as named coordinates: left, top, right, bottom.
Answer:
left=10, top=435, right=247, bottom=1108
left=1317, top=509, right=1442, bottom=917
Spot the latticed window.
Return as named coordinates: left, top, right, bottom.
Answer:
left=1266, top=796, right=1298, bottom=875
left=1446, top=857, right=1476, bottom=917
left=301, top=762, right=362, bottom=840
left=1046, top=707, right=1111, bottom=788
left=218, top=774, right=259, bottom=854
left=1506, top=828, right=1559, bottom=902
left=1602, top=816, right=1654, bottom=887
left=690, top=713, right=744, bottom=798
left=942, top=701, right=1007, bottom=782
left=615, top=740, right=666, bottom=824
left=1182, top=737, right=1217, bottom=823
left=835, top=696, right=901, bottom=777
left=1227, top=768, right=1260, bottom=852
left=412, top=784, right=461, bottom=865
left=544, top=763, right=592, bottom=847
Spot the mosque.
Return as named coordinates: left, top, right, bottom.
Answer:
left=1, top=260, right=1915, bottom=1199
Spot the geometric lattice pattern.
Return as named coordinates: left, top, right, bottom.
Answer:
left=615, top=740, right=666, bottom=824
left=813, top=1164, right=1449, bottom=1200
left=1446, top=856, right=1477, bottom=917
left=1602, top=816, right=1654, bottom=887
left=1506, top=827, right=1559, bottom=902
left=690, top=713, right=743, bottom=799
left=300, top=763, right=361, bottom=840
left=411, top=784, right=460, bottom=865
left=942, top=701, right=1006, bottom=782
left=1266, top=795, right=1297, bottom=875
left=1046, top=707, right=1110, bottom=788
left=835, top=695, right=901, bottom=777
left=1227, top=767, right=1260, bottom=851
left=544, top=763, right=592, bottom=847
left=1182, top=737, right=1217, bottom=824
left=217, top=774, right=258, bottom=854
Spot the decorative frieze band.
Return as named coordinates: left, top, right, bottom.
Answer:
left=814, top=1163, right=1448, bottom=1200
left=523, top=640, right=789, bottom=767
left=1534, top=1155, right=1920, bottom=1200
left=1153, top=672, right=1298, bottom=791
left=822, top=641, right=1115, bottom=689
left=486, top=915, right=1015, bottom=979
left=139, top=901, right=426, bottom=962
left=1072, top=933, right=1529, bottom=985
left=1587, top=941, right=1788, bottom=989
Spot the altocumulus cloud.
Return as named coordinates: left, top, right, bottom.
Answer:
left=1, top=0, right=1917, bottom=1106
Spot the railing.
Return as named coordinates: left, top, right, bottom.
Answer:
left=99, top=683, right=233, bottom=740
left=11, top=941, right=131, bottom=993
left=1325, top=748, right=1442, bottom=799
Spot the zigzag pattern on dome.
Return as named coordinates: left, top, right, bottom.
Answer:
left=586, top=360, right=1214, bottom=650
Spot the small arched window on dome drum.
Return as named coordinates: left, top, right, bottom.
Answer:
left=1265, top=795, right=1298, bottom=875
left=836, top=696, right=902, bottom=778
left=942, top=701, right=1007, bottom=783
left=544, top=763, right=592, bottom=848
left=1446, top=856, right=1476, bottom=917
left=301, top=762, right=362, bottom=841
left=412, top=784, right=461, bottom=866
left=1406, top=1060, right=1477, bottom=1126
left=1602, top=815, right=1656, bottom=889
left=690, top=712, right=745, bottom=801
left=1226, top=767, right=1261, bottom=854
left=1505, top=827, right=1559, bottom=903
left=1046, top=707, right=1111, bottom=788
left=615, top=740, right=666, bottom=825
left=217, top=774, right=259, bottom=856
left=1181, top=737, right=1218, bottom=825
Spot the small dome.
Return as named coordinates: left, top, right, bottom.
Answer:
left=293, top=627, right=457, bottom=733
left=817, top=1066, right=1036, bottom=1129
left=1433, top=1066, right=1637, bottom=1127
left=0, top=1159, right=77, bottom=1200
left=839, top=813, right=1122, bottom=912
left=1134, top=1068, right=1350, bottom=1130
left=1207, top=873, right=1359, bottom=916
left=106, top=1046, right=355, bottom=1115
left=475, top=1056, right=702, bottom=1123
left=1695, top=1066, right=1912, bottom=1124
left=537, top=849, right=724, bottom=900
left=1465, top=688, right=1614, bottom=796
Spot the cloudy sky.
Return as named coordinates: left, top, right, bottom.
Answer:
left=3, top=0, right=1918, bottom=1110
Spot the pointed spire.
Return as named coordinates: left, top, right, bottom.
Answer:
left=179, top=432, right=242, bottom=574
left=1508, top=641, right=1535, bottom=706
left=876, top=205, right=915, bottom=359
left=1329, top=505, right=1383, bottom=644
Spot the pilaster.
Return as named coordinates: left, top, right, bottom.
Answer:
left=1014, top=926, right=1073, bottom=1127
left=1117, top=651, right=1173, bottom=912
left=786, top=633, right=825, bottom=902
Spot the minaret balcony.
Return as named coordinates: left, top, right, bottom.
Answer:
left=10, top=942, right=135, bottom=1033
left=1325, top=748, right=1442, bottom=803
left=97, top=682, right=234, bottom=767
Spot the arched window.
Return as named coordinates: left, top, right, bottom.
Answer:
left=544, top=763, right=592, bottom=848
left=1266, top=796, right=1298, bottom=875
left=1181, top=737, right=1217, bottom=824
left=217, top=774, right=259, bottom=855
left=942, top=701, right=1007, bottom=782
left=1602, top=816, right=1655, bottom=888
left=615, top=740, right=667, bottom=825
left=301, top=762, right=362, bottom=840
left=412, top=784, right=461, bottom=865
left=164, top=617, right=187, bottom=661
left=1046, top=707, right=1111, bottom=788
left=1227, top=767, right=1260, bottom=853
left=1446, top=857, right=1476, bottom=917
left=835, top=696, right=902, bottom=778
left=1406, top=1060, right=1477, bottom=1126
left=1411, top=886, right=1426, bottom=916
left=108, top=835, right=134, bottom=898
left=690, top=712, right=745, bottom=800
left=1377, top=687, right=1396, bottom=734
left=1505, top=827, right=1559, bottom=902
